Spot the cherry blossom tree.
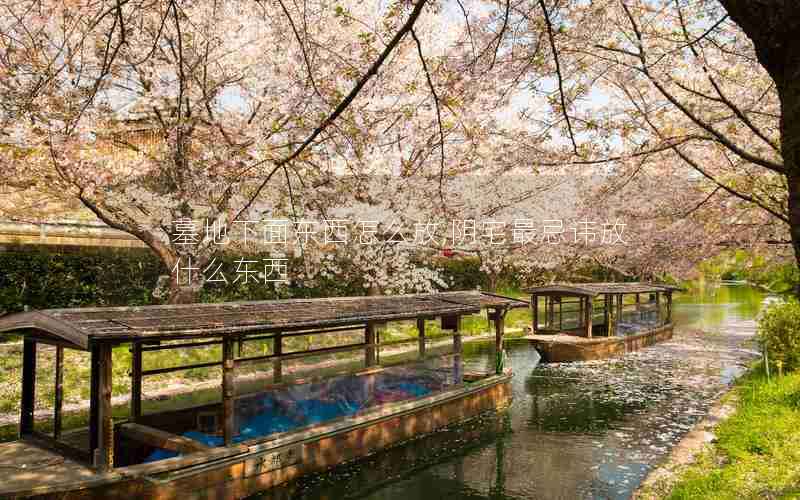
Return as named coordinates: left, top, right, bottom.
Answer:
left=0, top=0, right=488, bottom=302
left=444, top=0, right=790, bottom=283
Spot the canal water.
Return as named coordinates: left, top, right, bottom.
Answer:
left=253, top=284, right=767, bottom=500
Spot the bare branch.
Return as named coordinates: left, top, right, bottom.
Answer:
left=411, top=27, right=447, bottom=205
left=539, top=0, right=578, bottom=154
left=235, top=0, right=432, bottom=221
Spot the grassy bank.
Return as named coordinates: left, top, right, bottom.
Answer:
left=659, top=365, right=800, bottom=499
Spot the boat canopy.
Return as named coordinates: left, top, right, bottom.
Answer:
left=525, top=282, right=683, bottom=298
left=0, top=290, right=522, bottom=476
left=0, top=291, right=528, bottom=350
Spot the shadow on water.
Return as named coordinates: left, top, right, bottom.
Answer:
left=251, top=284, right=768, bottom=500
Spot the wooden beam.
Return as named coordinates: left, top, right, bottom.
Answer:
left=273, top=332, right=283, bottom=383
left=531, top=294, right=539, bottom=334
left=222, top=338, right=235, bottom=446
left=585, top=297, right=593, bottom=338
left=453, top=330, right=463, bottom=384
left=445, top=315, right=463, bottom=384
left=656, top=291, right=661, bottom=323
left=666, top=291, right=673, bottom=323
left=365, top=322, right=377, bottom=367
left=89, top=344, right=99, bottom=458
left=494, top=308, right=505, bottom=374
left=92, top=343, right=113, bottom=472
left=235, top=342, right=367, bottom=366
left=417, top=318, right=426, bottom=359
left=54, top=346, right=64, bottom=440
left=20, top=339, right=36, bottom=436
left=141, top=339, right=221, bottom=352
left=119, top=423, right=210, bottom=454
left=141, top=360, right=222, bottom=376
left=131, top=342, right=142, bottom=422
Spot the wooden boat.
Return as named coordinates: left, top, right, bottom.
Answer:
left=523, top=282, right=682, bottom=362
left=0, top=291, right=527, bottom=499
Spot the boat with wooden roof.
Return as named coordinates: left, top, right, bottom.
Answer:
left=523, top=282, right=683, bottom=362
left=0, top=291, right=527, bottom=499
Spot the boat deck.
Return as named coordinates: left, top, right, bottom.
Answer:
left=0, top=440, right=98, bottom=497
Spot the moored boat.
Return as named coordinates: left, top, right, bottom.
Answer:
left=0, top=291, right=526, bottom=499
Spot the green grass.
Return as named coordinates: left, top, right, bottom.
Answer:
left=664, top=365, right=800, bottom=499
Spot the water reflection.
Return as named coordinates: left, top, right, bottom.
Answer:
left=252, top=284, right=766, bottom=500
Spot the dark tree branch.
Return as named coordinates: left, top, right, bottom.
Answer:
left=617, top=1, right=785, bottom=174
left=674, top=0, right=779, bottom=153
left=411, top=27, right=447, bottom=206
left=235, top=0, right=432, bottom=222
left=539, top=0, right=578, bottom=154
left=276, top=0, right=325, bottom=102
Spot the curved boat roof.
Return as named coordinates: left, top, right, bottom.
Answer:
left=525, top=282, right=683, bottom=297
left=0, top=291, right=524, bottom=350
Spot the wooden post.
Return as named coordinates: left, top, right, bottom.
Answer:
left=91, top=343, right=113, bottom=472
left=273, top=332, right=283, bottom=383
left=494, top=308, right=505, bottom=374
left=89, top=344, right=99, bottom=459
left=131, top=342, right=142, bottom=423
left=635, top=293, right=641, bottom=321
left=666, top=291, right=673, bottom=324
left=365, top=322, right=377, bottom=367
left=585, top=297, right=593, bottom=338
left=531, top=294, right=539, bottom=334
left=578, top=297, right=584, bottom=329
left=376, top=323, right=383, bottom=365
left=452, top=316, right=463, bottom=384
left=603, top=294, right=610, bottom=334
left=54, top=346, right=64, bottom=440
left=547, top=296, right=555, bottom=329
left=655, top=291, right=661, bottom=323
left=616, top=294, right=623, bottom=335
left=417, top=318, right=426, bottom=359
left=222, top=338, right=235, bottom=446
left=20, top=339, right=36, bottom=436
left=558, top=297, right=563, bottom=330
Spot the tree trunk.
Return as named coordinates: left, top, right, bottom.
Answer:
left=164, top=251, right=208, bottom=304
left=773, top=34, right=800, bottom=297
left=782, top=113, right=800, bottom=297
left=168, top=282, right=201, bottom=304
left=487, top=274, right=498, bottom=293
left=721, top=0, right=800, bottom=294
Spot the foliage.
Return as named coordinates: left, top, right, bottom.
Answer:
left=757, top=300, right=800, bottom=372
left=700, top=249, right=800, bottom=293
left=0, top=248, right=163, bottom=314
left=435, top=256, right=486, bottom=290
left=0, top=0, right=531, bottom=303
left=0, top=248, right=499, bottom=313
